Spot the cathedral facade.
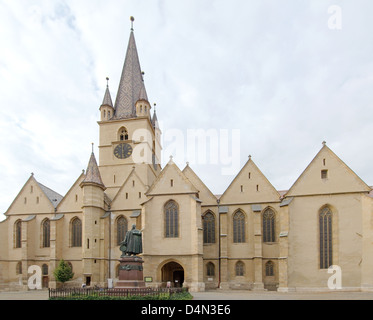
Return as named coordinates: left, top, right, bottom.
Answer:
left=0, top=26, right=373, bottom=293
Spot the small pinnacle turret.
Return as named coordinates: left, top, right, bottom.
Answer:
left=81, top=150, right=105, bottom=190
left=102, top=77, right=113, bottom=107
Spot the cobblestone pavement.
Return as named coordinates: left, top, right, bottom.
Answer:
left=1, top=289, right=373, bottom=300
left=0, top=289, right=49, bottom=300
left=192, top=289, right=373, bottom=300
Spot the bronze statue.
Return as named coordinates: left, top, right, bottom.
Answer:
left=120, top=224, right=142, bottom=256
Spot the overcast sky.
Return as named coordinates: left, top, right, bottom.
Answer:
left=1, top=0, right=372, bottom=220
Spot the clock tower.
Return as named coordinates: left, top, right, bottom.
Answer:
left=97, top=20, right=161, bottom=200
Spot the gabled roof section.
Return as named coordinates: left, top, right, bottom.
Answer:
left=111, top=166, right=147, bottom=210
left=285, top=143, right=372, bottom=197
left=5, top=174, right=62, bottom=215
left=146, top=157, right=198, bottom=196
left=56, top=172, right=85, bottom=211
left=182, top=163, right=217, bottom=206
left=114, top=30, right=148, bottom=119
left=219, top=156, right=280, bottom=204
left=81, top=152, right=105, bottom=190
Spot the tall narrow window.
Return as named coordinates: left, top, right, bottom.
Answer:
left=15, top=220, right=22, bottom=248
left=235, top=261, right=245, bottom=276
left=319, top=207, right=333, bottom=269
left=265, top=261, right=274, bottom=276
left=203, top=212, right=215, bottom=244
left=321, top=170, right=328, bottom=179
left=263, top=208, right=276, bottom=243
left=164, top=200, right=179, bottom=238
left=42, top=264, right=48, bottom=276
left=16, top=261, right=22, bottom=275
left=117, top=216, right=128, bottom=245
left=233, top=211, right=245, bottom=243
left=71, top=218, right=82, bottom=247
left=42, top=219, right=50, bottom=248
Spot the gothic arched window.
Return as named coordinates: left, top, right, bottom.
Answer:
left=319, top=206, right=333, bottom=269
left=164, top=200, right=179, bottom=238
left=119, top=127, right=129, bottom=141
left=263, top=208, right=276, bottom=243
left=117, top=216, right=128, bottom=245
left=203, top=211, right=215, bottom=244
left=265, top=261, right=274, bottom=276
left=71, top=217, right=82, bottom=247
left=206, top=262, right=215, bottom=276
left=15, top=220, right=22, bottom=248
left=233, top=210, right=245, bottom=243
left=42, top=219, right=50, bottom=248
left=235, top=261, right=245, bottom=276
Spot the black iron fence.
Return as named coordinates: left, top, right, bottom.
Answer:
left=49, top=287, right=187, bottom=299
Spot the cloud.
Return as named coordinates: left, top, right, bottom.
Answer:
left=1, top=0, right=373, bottom=219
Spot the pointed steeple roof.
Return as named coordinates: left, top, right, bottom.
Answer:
left=114, top=26, right=148, bottom=119
left=152, top=108, right=159, bottom=129
left=81, top=150, right=105, bottom=190
left=101, top=78, right=113, bottom=107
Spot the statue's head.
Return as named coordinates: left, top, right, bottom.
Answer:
left=132, top=224, right=136, bottom=229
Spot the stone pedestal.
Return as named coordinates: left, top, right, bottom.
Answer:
left=115, top=256, right=145, bottom=288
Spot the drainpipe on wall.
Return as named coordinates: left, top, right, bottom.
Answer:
left=108, top=206, right=111, bottom=281
left=217, top=198, right=221, bottom=289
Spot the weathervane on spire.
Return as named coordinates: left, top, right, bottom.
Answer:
left=106, top=77, right=109, bottom=87
left=130, top=16, right=135, bottom=31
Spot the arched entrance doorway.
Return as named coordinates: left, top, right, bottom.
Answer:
left=161, top=261, right=184, bottom=288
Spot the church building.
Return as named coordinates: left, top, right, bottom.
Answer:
left=0, top=21, right=372, bottom=293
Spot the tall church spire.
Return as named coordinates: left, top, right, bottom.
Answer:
left=114, top=17, right=148, bottom=119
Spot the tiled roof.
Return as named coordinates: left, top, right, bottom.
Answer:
left=114, top=30, right=148, bottom=119
left=102, top=85, right=113, bottom=108
left=151, top=109, right=159, bottom=128
left=37, top=182, right=63, bottom=208
left=82, top=152, right=105, bottom=189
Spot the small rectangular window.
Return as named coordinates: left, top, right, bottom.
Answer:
left=240, top=185, right=243, bottom=192
left=126, top=193, right=128, bottom=199
left=321, top=170, right=328, bottom=179
left=256, top=185, right=259, bottom=192
left=139, top=192, right=141, bottom=198
left=170, top=179, right=174, bottom=187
